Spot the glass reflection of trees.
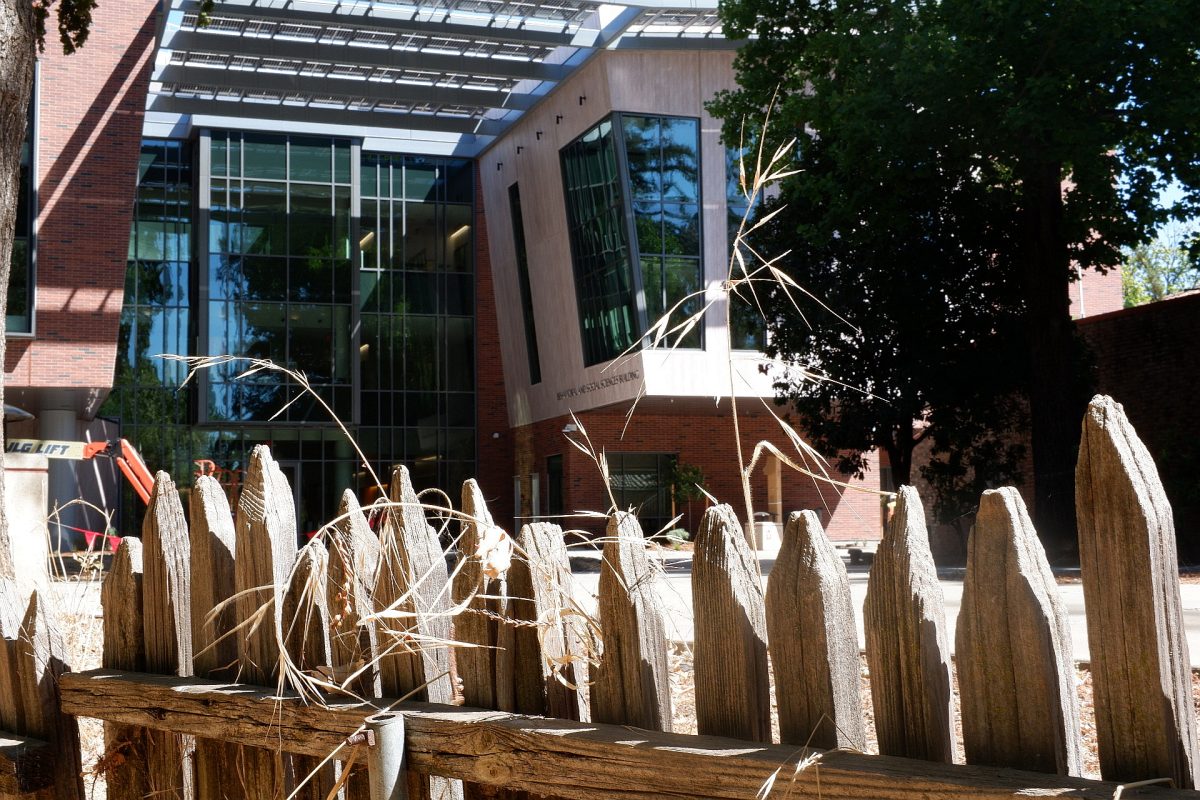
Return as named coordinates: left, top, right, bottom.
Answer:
left=207, top=133, right=353, bottom=423
left=101, top=140, right=205, bottom=529
left=560, top=114, right=704, bottom=366
left=624, top=115, right=703, bottom=349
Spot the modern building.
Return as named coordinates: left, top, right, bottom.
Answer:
left=15, top=0, right=1128, bottom=547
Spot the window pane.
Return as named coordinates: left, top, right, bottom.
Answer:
left=662, top=203, right=700, bottom=256
left=444, top=160, right=473, bottom=204
left=290, top=139, right=331, bottom=183
left=622, top=115, right=661, bottom=200
left=242, top=181, right=286, bottom=214
left=403, top=202, right=438, bottom=271
left=405, top=271, right=438, bottom=314
left=444, top=272, right=473, bottom=316
left=665, top=256, right=702, bottom=348
left=405, top=316, right=440, bottom=390
left=445, top=317, right=474, bottom=391
left=242, top=135, right=287, bottom=180
left=661, top=118, right=699, bottom=202
left=404, top=162, right=440, bottom=202
left=289, top=257, right=333, bottom=303
left=445, top=205, right=472, bottom=272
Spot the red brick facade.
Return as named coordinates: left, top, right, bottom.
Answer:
left=1069, top=265, right=1124, bottom=319
left=5, top=1, right=158, bottom=398
left=513, top=407, right=881, bottom=542
left=1077, top=292, right=1200, bottom=556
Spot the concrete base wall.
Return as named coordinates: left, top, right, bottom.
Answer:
left=3, top=453, right=50, bottom=591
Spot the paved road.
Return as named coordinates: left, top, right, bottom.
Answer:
left=567, top=551, right=1200, bottom=667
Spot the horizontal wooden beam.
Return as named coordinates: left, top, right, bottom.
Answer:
left=0, top=732, right=54, bottom=795
left=60, top=669, right=1191, bottom=800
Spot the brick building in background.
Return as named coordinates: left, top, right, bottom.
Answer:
left=8, top=0, right=879, bottom=547
left=9, top=0, right=1148, bottom=552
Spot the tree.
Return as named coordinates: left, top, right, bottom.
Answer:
left=711, top=0, right=1200, bottom=553
left=1122, top=224, right=1200, bottom=307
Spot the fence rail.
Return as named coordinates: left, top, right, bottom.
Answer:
left=0, top=394, right=1197, bottom=799
left=59, top=668, right=1200, bottom=800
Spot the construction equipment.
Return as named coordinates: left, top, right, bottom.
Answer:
left=4, top=437, right=155, bottom=504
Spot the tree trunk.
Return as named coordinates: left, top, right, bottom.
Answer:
left=0, top=0, right=38, bottom=579
left=1018, top=159, right=1085, bottom=562
left=882, top=435, right=912, bottom=488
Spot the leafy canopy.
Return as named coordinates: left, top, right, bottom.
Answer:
left=1122, top=224, right=1200, bottom=307
left=709, top=0, right=1200, bottom=527
left=31, top=0, right=97, bottom=53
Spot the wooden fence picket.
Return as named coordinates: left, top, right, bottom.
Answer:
left=509, top=521, right=589, bottom=720
left=327, top=490, right=382, bottom=800
left=957, top=487, right=1081, bottom=776
left=863, top=485, right=957, bottom=763
left=453, top=481, right=521, bottom=800
left=0, top=581, right=83, bottom=800
left=234, top=446, right=300, bottom=797
left=326, top=489, right=381, bottom=699
left=141, top=473, right=195, bottom=799
left=766, top=510, right=864, bottom=750
left=692, top=504, right=770, bottom=742
left=101, top=537, right=148, bottom=800
left=454, top=479, right=515, bottom=713
left=591, top=512, right=671, bottom=731
left=189, top=476, right=241, bottom=800
left=1076, top=394, right=1199, bottom=788
left=374, top=466, right=459, bottom=800
left=283, top=539, right=337, bottom=799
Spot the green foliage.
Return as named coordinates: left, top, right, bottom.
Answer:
left=709, top=0, right=1200, bottom=536
left=1121, top=225, right=1200, bottom=307
left=669, top=460, right=705, bottom=505
left=31, top=0, right=97, bottom=54
left=919, top=399, right=1027, bottom=530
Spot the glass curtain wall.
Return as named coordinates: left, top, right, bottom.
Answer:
left=560, top=118, right=640, bottom=365
left=101, top=140, right=196, bottom=518
left=624, top=115, right=702, bottom=348
left=358, top=154, right=476, bottom=496
left=107, top=136, right=477, bottom=536
left=206, top=133, right=354, bottom=423
left=560, top=114, right=702, bottom=366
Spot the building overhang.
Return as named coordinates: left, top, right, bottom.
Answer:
left=147, top=0, right=735, bottom=155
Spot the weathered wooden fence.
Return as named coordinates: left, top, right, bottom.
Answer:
left=1, top=393, right=1198, bottom=799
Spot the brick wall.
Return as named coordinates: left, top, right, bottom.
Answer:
left=516, top=407, right=881, bottom=542
left=473, top=165, right=515, bottom=525
left=5, top=1, right=158, bottom=395
left=1069, top=265, right=1124, bottom=319
left=1077, top=291, right=1200, bottom=557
